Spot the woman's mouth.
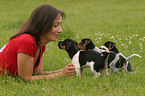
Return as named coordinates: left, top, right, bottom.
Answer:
left=55, top=34, right=59, bottom=38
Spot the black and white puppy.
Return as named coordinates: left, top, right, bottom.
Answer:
left=58, top=39, right=110, bottom=78
left=78, top=38, right=142, bottom=73
left=103, top=41, right=142, bottom=72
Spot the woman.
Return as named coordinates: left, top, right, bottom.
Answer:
left=0, top=4, right=76, bottom=81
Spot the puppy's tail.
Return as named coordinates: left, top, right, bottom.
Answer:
left=126, top=54, right=142, bottom=61
left=100, top=46, right=110, bottom=53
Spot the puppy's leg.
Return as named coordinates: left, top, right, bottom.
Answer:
left=93, top=72, right=101, bottom=78
left=80, top=67, right=84, bottom=74
left=72, top=60, right=81, bottom=77
left=74, top=66, right=81, bottom=77
left=105, top=55, right=109, bottom=76
left=88, top=61, right=101, bottom=78
left=105, top=69, right=109, bottom=76
left=114, top=68, right=120, bottom=74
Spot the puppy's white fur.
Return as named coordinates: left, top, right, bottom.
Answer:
left=92, top=46, right=109, bottom=53
left=71, top=51, right=81, bottom=77
left=71, top=51, right=102, bottom=77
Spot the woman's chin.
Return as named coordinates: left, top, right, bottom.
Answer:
left=51, top=38, right=58, bottom=42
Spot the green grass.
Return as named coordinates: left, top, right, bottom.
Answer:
left=0, top=0, right=145, bottom=95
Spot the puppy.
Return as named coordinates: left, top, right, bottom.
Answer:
left=103, top=41, right=142, bottom=72
left=104, top=41, right=120, bottom=53
left=58, top=39, right=110, bottom=78
left=78, top=38, right=142, bottom=73
left=77, top=38, right=109, bottom=53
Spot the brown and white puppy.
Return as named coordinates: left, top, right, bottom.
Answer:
left=58, top=39, right=110, bottom=78
left=78, top=38, right=142, bottom=73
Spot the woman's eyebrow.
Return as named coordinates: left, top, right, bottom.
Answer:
left=56, top=22, right=62, bottom=24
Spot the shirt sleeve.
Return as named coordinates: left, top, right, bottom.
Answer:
left=17, top=37, right=37, bottom=57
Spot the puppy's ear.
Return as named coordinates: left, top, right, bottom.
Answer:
left=85, top=40, right=90, bottom=45
left=104, top=41, right=116, bottom=50
left=65, top=43, right=72, bottom=50
left=109, top=43, right=116, bottom=50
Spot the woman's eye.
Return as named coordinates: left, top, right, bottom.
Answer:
left=54, top=23, right=59, bottom=27
left=54, top=25, right=58, bottom=27
left=53, top=22, right=62, bottom=27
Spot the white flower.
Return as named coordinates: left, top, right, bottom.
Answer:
left=110, top=36, right=114, bottom=39
left=104, top=34, right=107, bottom=36
left=119, top=38, right=122, bottom=40
left=140, top=47, right=143, bottom=50
left=129, top=40, right=131, bottom=44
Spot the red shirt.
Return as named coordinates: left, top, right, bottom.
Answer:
left=0, top=34, right=46, bottom=75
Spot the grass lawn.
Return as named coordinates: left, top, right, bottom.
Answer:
left=0, top=0, right=145, bottom=95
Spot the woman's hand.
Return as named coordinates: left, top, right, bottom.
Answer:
left=60, top=64, right=76, bottom=77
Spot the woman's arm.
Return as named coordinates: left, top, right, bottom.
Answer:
left=17, top=52, right=34, bottom=81
left=17, top=53, right=75, bottom=81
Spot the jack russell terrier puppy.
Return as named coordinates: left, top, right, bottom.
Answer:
left=104, top=41, right=142, bottom=72
left=78, top=38, right=142, bottom=73
left=77, top=38, right=108, bottom=53
left=58, top=39, right=110, bottom=78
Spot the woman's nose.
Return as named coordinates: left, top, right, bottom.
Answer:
left=58, top=26, right=62, bottom=32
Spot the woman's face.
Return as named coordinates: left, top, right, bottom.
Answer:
left=41, top=13, right=63, bottom=43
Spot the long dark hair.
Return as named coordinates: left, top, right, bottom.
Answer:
left=9, top=4, right=65, bottom=46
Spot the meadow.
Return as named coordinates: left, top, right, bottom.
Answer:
left=0, top=0, right=145, bottom=95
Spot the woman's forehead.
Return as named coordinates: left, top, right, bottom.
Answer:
left=54, top=14, right=62, bottom=22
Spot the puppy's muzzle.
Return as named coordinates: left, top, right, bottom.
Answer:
left=58, top=41, right=65, bottom=50
left=58, top=41, right=63, bottom=49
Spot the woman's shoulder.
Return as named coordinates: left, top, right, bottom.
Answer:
left=10, top=33, right=37, bottom=47
left=14, top=34, right=36, bottom=43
